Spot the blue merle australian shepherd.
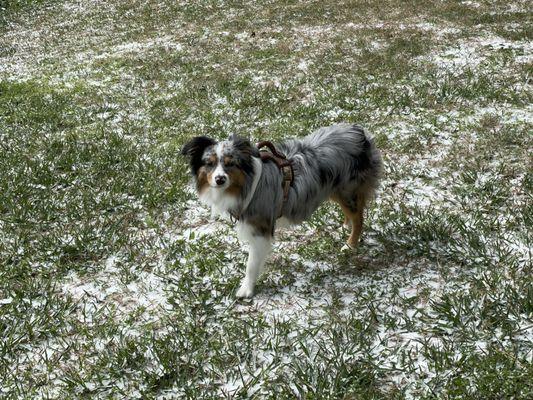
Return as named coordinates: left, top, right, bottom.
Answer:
left=181, top=124, right=382, bottom=298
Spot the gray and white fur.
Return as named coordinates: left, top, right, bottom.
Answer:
left=181, top=123, right=382, bottom=297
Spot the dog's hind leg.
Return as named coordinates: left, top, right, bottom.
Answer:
left=347, top=195, right=365, bottom=248
left=332, top=186, right=370, bottom=248
left=332, top=197, right=355, bottom=229
left=331, top=195, right=358, bottom=247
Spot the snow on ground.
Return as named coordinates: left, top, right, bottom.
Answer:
left=61, top=255, right=173, bottom=327
left=429, top=35, right=533, bottom=70
left=52, top=172, right=458, bottom=397
left=26, top=92, right=532, bottom=398
left=55, top=173, right=530, bottom=398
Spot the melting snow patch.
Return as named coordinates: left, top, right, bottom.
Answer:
left=471, top=105, right=533, bottom=125
left=431, top=35, right=533, bottom=70
left=89, top=36, right=184, bottom=61
left=61, top=255, right=172, bottom=327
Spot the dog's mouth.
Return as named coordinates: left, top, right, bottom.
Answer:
left=209, top=181, right=229, bottom=189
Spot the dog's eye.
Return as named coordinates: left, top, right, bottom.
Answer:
left=225, top=161, right=235, bottom=168
left=205, top=160, right=215, bottom=167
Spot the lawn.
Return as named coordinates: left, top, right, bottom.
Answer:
left=0, top=0, right=532, bottom=398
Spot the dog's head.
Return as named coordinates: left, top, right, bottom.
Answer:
left=181, top=135, right=258, bottom=198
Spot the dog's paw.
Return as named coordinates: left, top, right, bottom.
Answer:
left=236, top=283, right=254, bottom=298
left=341, top=243, right=356, bottom=252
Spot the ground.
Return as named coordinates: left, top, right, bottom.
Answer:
left=0, top=0, right=532, bottom=398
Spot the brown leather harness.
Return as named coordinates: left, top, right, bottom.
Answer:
left=229, top=141, right=294, bottom=222
left=256, top=141, right=294, bottom=202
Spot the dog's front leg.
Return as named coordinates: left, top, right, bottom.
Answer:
left=236, top=225, right=271, bottom=298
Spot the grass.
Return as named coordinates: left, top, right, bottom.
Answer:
left=0, top=0, right=49, bottom=26
left=1, top=0, right=532, bottom=399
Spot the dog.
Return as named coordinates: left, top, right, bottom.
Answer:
left=181, top=123, right=382, bottom=298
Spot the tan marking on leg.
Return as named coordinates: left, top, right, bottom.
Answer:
left=331, top=194, right=366, bottom=248
left=348, top=207, right=363, bottom=248
left=330, top=195, right=350, bottom=222
left=348, top=189, right=370, bottom=248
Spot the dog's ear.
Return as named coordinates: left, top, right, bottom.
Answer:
left=181, top=136, right=216, bottom=174
left=230, top=135, right=259, bottom=158
left=230, top=135, right=259, bottom=175
left=181, top=136, right=216, bottom=157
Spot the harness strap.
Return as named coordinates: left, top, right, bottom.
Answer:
left=256, top=140, right=294, bottom=203
left=229, top=141, right=294, bottom=222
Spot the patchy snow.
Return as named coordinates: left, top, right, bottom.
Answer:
left=469, top=104, right=533, bottom=125
left=61, top=255, right=173, bottom=327
left=297, top=59, right=310, bottom=72
left=461, top=1, right=481, bottom=8
left=343, top=21, right=461, bottom=37
left=218, top=251, right=518, bottom=398
left=430, top=35, right=533, bottom=70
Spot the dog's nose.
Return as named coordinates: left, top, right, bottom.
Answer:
left=215, top=175, right=227, bottom=186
